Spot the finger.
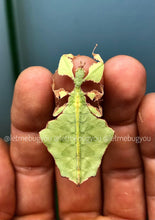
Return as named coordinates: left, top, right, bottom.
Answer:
left=102, top=55, right=146, bottom=219
left=0, top=139, right=15, bottom=220
left=11, top=67, right=55, bottom=219
left=103, top=55, right=146, bottom=125
left=137, top=93, right=155, bottom=220
left=55, top=56, right=103, bottom=220
left=56, top=168, right=102, bottom=220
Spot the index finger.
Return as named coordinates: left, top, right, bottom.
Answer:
left=11, top=67, right=55, bottom=219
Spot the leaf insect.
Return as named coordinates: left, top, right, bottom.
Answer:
left=39, top=47, right=114, bottom=185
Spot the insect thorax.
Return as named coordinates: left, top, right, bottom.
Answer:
left=74, top=68, right=85, bottom=88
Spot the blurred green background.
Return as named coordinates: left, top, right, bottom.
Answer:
left=0, top=0, right=155, bottom=139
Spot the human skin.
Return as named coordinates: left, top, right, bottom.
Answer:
left=0, top=55, right=155, bottom=220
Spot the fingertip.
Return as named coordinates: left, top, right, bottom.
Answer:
left=105, top=55, right=146, bottom=101
left=11, top=66, right=54, bottom=131
left=138, top=93, right=155, bottom=138
left=103, top=55, right=146, bottom=124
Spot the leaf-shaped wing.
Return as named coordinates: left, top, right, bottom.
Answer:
left=58, top=54, right=74, bottom=79
left=83, top=48, right=104, bottom=83
left=84, top=61, right=104, bottom=83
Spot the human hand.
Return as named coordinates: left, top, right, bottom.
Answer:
left=0, top=55, right=154, bottom=220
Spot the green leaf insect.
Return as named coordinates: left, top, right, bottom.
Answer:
left=39, top=51, right=114, bottom=185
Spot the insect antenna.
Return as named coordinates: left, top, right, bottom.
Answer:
left=92, top=44, right=98, bottom=56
